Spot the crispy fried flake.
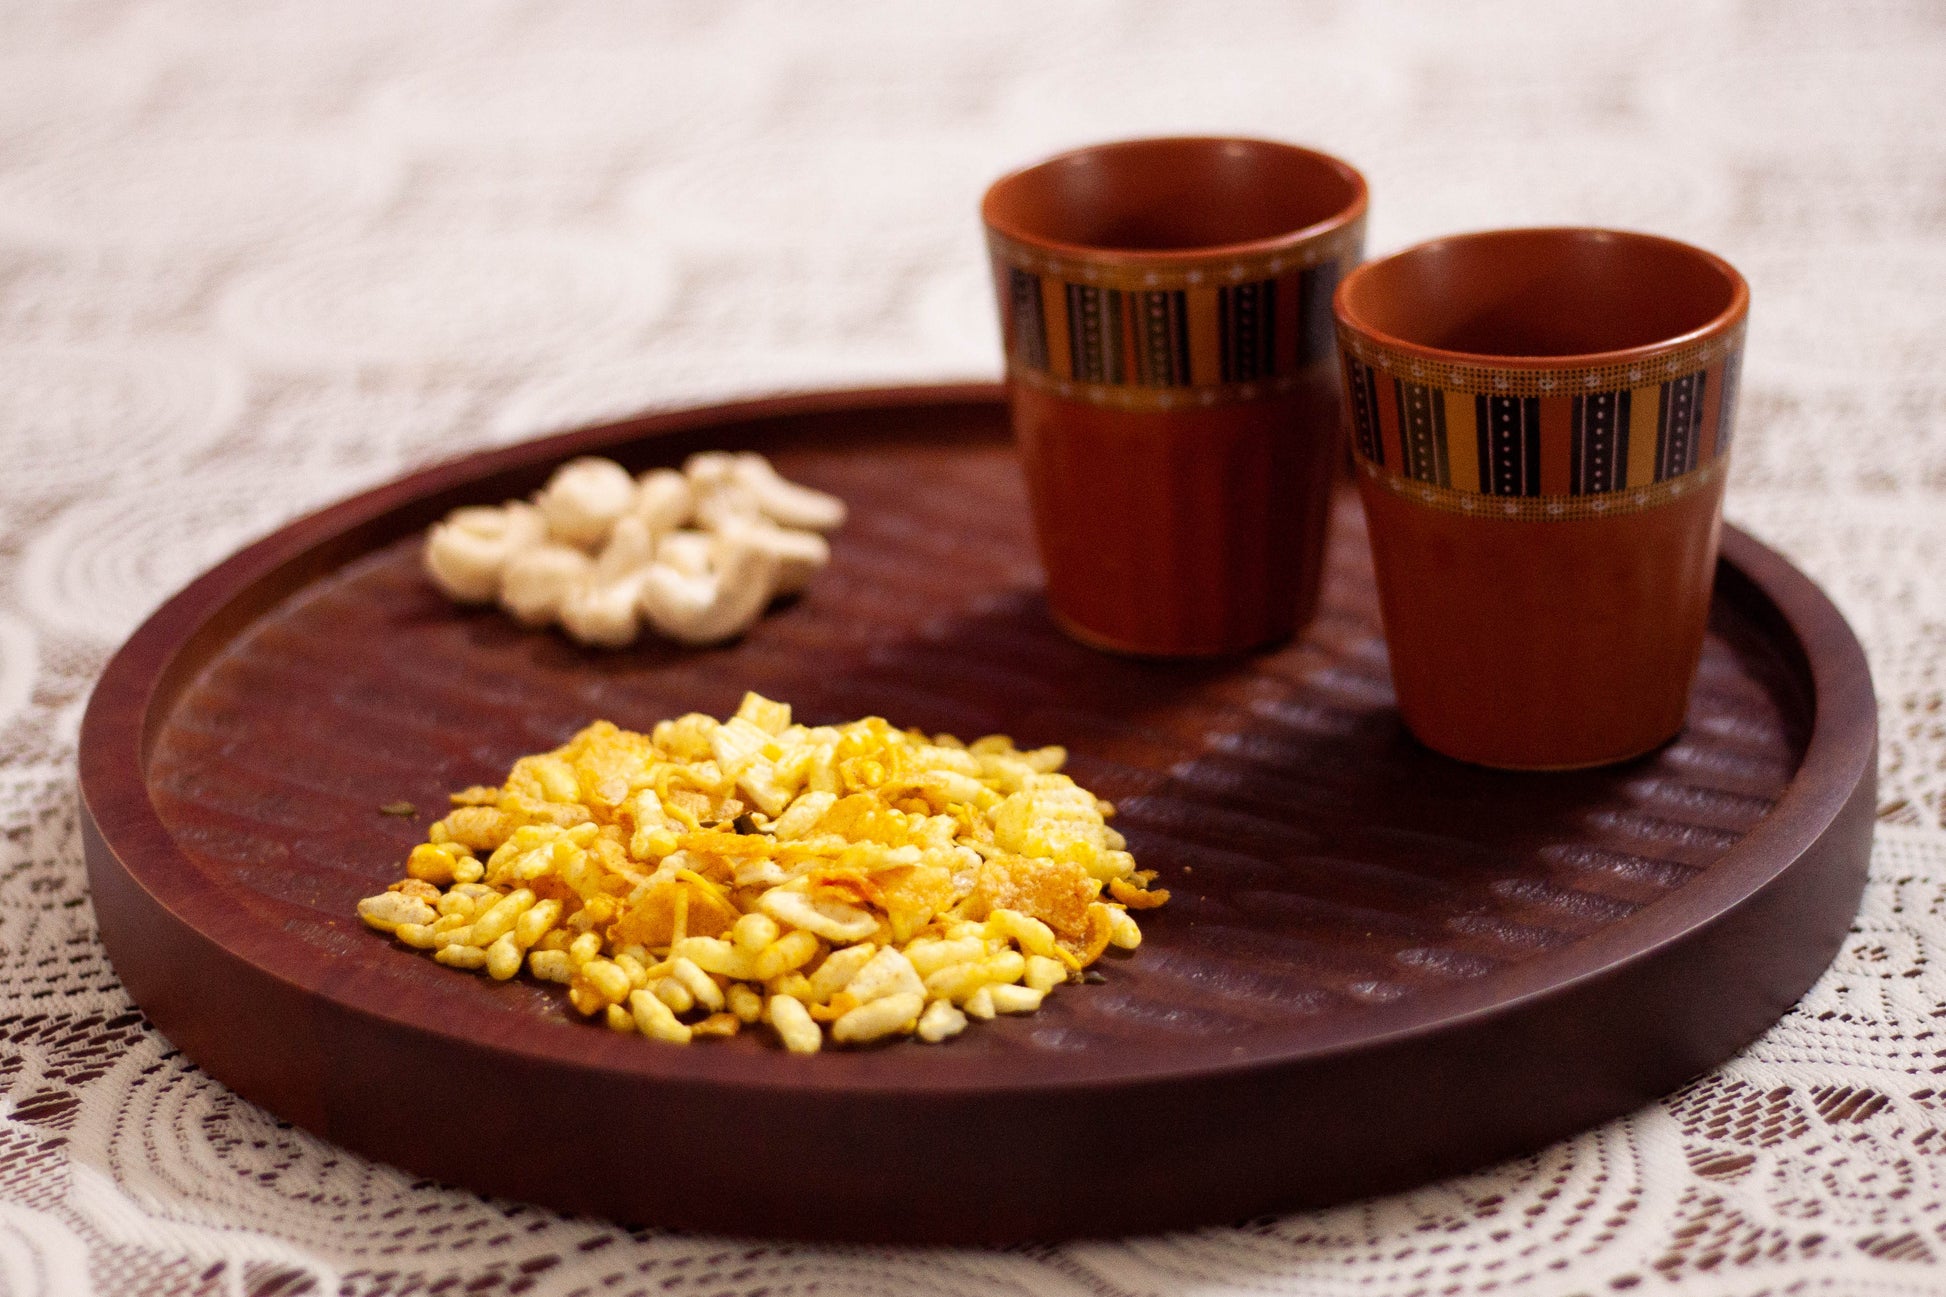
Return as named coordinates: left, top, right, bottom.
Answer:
left=971, top=854, right=1098, bottom=939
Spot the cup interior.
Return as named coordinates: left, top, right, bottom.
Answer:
left=982, top=137, right=1364, bottom=254
left=1336, top=228, right=1745, bottom=359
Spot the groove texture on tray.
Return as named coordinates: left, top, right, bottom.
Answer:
left=144, top=434, right=1807, bottom=1053
left=82, top=388, right=1873, bottom=1239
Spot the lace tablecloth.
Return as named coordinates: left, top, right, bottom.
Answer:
left=3, top=2, right=1943, bottom=1293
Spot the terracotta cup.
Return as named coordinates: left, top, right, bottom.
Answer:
left=1333, top=228, right=1749, bottom=769
left=981, top=137, right=1368, bottom=656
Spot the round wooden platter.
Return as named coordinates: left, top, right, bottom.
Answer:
left=79, top=384, right=1876, bottom=1244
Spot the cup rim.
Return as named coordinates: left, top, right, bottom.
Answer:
left=1332, top=226, right=1750, bottom=370
left=980, top=135, right=1369, bottom=264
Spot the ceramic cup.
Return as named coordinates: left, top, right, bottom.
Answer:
left=1332, top=227, right=1749, bottom=769
left=981, top=137, right=1368, bottom=656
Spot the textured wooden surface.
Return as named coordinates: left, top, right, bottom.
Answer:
left=80, top=386, right=1876, bottom=1242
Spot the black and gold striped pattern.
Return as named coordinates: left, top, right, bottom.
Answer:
left=1218, top=281, right=1275, bottom=383
left=1339, top=334, right=1742, bottom=520
left=1715, top=350, right=1742, bottom=458
left=1396, top=380, right=1450, bottom=487
left=1475, top=395, right=1542, bottom=497
left=1570, top=390, right=1630, bottom=494
left=1004, top=267, right=1047, bottom=373
left=1133, top=289, right=1191, bottom=387
left=988, top=221, right=1364, bottom=411
left=1655, top=372, right=1707, bottom=480
left=1065, top=284, right=1123, bottom=385
left=1346, top=353, right=1383, bottom=465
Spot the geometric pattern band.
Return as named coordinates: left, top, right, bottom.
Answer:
left=1334, top=317, right=1746, bottom=397
left=988, top=234, right=1362, bottom=411
left=1355, top=453, right=1728, bottom=522
left=1342, top=341, right=1742, bottom=512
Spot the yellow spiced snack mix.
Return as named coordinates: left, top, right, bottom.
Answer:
left=356, top=693, right=1166, bottom=1051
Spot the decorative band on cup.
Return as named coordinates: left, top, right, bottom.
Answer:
left=1336, top=320, right=1746, bottom=398
left=1341, top=340, right=1742, bottom=518
left=984, top=224, right=1362, bottom=291
left=1358, top=455, right=1727, bottom=521
left=990, top=225, right=1363, bottom=411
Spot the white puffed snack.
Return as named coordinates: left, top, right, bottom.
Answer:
left=712, top=514, right=830, bottom=596
left=631, top=468, right=692, bottom=534
left=592, top=514, right=657, bottom=582
left=422, top=452, right=843, bottom=648
left=499, top=543, right=593, bottom=627
left=558, top=573, right=646, bottom=648
left=690, top=478, right=763, bottom=533
left=536, top=457, right=637, bottom=549
left=638, top=539, right=780, bottom=647
left=681, top=450, right=739, bottom=491
left=730, top=452, right=847, bottom=532
left=655, top=528, right=717, bottom=578
left=423, top=502, right=545, bottom=603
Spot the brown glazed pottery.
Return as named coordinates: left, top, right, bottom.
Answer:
left=79, top=386, right=1874, bottom=1243
left=1333, top=228, right=1749, bottom=769
left=982, top=137, right=1367, bottom=657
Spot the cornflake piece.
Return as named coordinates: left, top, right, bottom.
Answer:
left=356, top=694, right=1166, bottom=1050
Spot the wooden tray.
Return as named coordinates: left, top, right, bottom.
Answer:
left=79, top=384, right=1876, bottom=1244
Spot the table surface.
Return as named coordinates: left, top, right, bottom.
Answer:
left=2, top=2, right=1942, bottom=1294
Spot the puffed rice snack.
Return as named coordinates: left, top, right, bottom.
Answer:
left=357, top=693, right=1167, bottom=1051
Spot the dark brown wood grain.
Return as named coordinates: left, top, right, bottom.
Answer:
left=78, top=385, right=1876, bottom=1243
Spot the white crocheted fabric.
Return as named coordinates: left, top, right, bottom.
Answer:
left=2, top=2, right=1943, bottom=1293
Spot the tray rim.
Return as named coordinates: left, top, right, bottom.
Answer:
left=79, top=382, right=1877, bottom=1098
